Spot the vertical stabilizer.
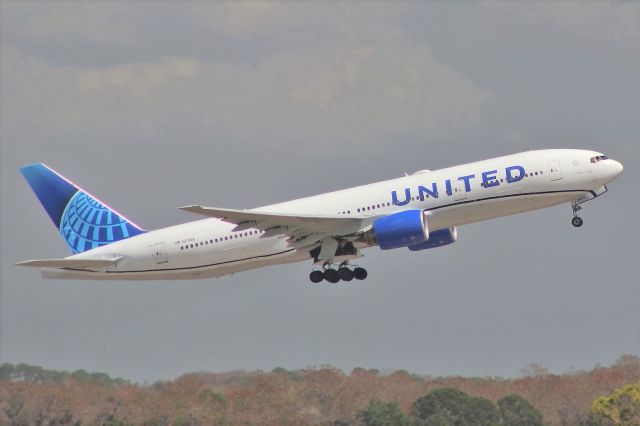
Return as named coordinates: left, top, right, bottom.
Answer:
left=20, top=164, right=145, bottom=254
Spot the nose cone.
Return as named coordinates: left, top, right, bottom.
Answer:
left=611, top=160, right=623, bottom=176
left=602, top=159, right=623, bottom=184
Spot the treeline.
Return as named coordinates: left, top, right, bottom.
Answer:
left=0, top=355, right=638, bottom=425
left=0, top=363, right=131, bottom=387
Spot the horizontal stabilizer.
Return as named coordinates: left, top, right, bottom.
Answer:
left=16, top=257, right=123, bottom=269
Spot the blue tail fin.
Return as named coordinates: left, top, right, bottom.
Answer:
left=20, top=164, right=146, bottom=254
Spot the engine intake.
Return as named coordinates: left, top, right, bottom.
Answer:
left=369, top=210, right=429, bottom=250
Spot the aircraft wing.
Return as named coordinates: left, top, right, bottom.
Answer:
left=16, top=257, right=123, bottom=269
left=179, top=205, right=366, bottom=243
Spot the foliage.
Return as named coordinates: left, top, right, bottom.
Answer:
left=497, top=394, right=543, bottom=426
left=411, top=388, right=469, bottom=422
left=591, top=382, right=640, bottom=425
left=421, top=410, right=455, bottom=426
left=411, top=388, right=500, bottom=426
left=357, top=400, right=411, bottom=426
left=0, top=363, right=131, bottom=386
left=464, top=395, right=501, bottom=425
left=197, top=388, right=227, bottom=405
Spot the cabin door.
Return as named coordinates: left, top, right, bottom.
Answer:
left=151, top=242, right=168, bottom=264
left=453, top=179, right=467, bottom=201
left=548, top=160, right=563, bottom=181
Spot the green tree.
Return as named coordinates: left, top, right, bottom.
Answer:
left=465, top=396, right=501, bottom=426
left=358, top=400, right=411, bottom=426
left=411, top=388, right=469, bottom=422
left=591, top=382, right=640, bottom=425
left=422, top=410, right=455, bottom=426
left=71, top=369, right=91, bottom=383
left=411, top=388, right=499, bottom=426
left=0, top=363, right=15, bottom=380
left=498, top=394, right=543, bottom=426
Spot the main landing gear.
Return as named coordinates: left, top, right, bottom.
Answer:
left=571, top=198, right=585, bottom=228
left=309, top=263, right=368, bottom=283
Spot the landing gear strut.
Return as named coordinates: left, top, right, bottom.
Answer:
left=571, top=199, right=585, bottom=228
left=309, top=263, right=368, bottom=283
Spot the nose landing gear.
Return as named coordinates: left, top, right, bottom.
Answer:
left=309, top=263, right=368, bottom=283
left=571, top=198, right=586, bottom=227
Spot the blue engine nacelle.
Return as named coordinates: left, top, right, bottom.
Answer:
left=371, top=210, right=429, bottom=250
left=408, top=227, right=457, bottom=251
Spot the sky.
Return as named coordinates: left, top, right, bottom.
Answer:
left=1, top=1, right=638, bottom=384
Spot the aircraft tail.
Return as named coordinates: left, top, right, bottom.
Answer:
left=20, top=163, right=146, bottom=254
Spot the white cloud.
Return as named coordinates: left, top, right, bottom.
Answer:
left=77, top=59, right=201, bottom=98
left=2, top=43, right=490, bottom=148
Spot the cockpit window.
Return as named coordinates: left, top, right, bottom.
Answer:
left=590, top=155, right=608, bottom=163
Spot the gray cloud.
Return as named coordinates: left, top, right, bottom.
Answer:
left=3, top=41, right=490, bottom=150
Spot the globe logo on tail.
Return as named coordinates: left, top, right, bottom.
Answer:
left=59, top=192, right=138, bottom=254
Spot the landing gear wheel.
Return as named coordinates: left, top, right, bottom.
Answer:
left=323, top=269, right=340, bottom=283
left=572, top=216, right=584, bottom=228
left=309, top=270, right=324, bottom=283
left=353, top=267, right=368, bottom=280
left=338, top=267, right=354, bottom=282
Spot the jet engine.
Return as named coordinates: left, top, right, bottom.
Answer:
left=366, top=210, right=429, bottom=250
left=408, top=227, right=457, bottom=251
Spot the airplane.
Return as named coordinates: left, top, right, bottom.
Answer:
left=17, top=149, right=622, bottom=283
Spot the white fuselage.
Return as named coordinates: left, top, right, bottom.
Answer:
left=52, top=149, right=621, bottom=280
